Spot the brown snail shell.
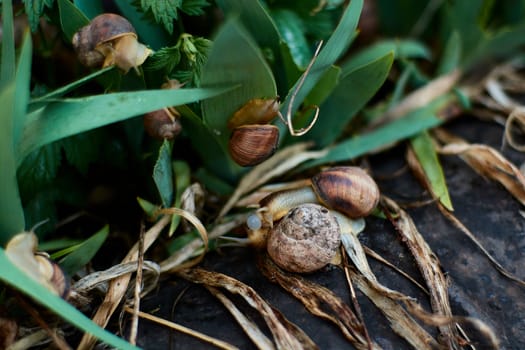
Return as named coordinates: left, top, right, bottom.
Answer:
left=312, top=166, right=380, bottom=218
left=229, top=124, right=279, bottom=167
left=72, top=13, right=151, bottom=72
left=267, top=203, right=341, bottom=273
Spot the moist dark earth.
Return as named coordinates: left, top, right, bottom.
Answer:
left=129, top=117, right=525, bottom=350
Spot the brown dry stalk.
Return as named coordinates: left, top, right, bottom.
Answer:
left=122, top=306, right=239, bottom=350
left=177, top=267, right=318, bottom=350
left=257, top=254, right=380, bottom=350
left=128, top=222, right=146, bottom=345
left=435, top=128, right=525, bottom=207
left=381, top=196, right=461, bottom=349
left=78, top=214, right=171, bottom=350
left=504, top=108, right=525, bottom=152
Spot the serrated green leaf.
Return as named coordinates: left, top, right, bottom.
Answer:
left=24, top=0, right=55, bottom=31
left=59, top=225, right=109, bottom=275
left=180, top=0, right=209, bottom=16
left=115, top=0, right=170, bottom=50
left=280, top=0, right=363, bottom=120
left=61, top=130, right=104, bottom=175
left=0, top=248, right=139, bottom=349
left=201, top=18, right=276, bottom=149
left=140, top=0, right=181, bottom=33
left=410, top=132, right=453, bottom=211
left=304, top=52, right=394, bottom=147
left=57, top=0, right=90, bottom=42
left=153, top=140, right=174, bottom=208
left=19, top=85, right=236, bottom=161
left=301, top=94, right=454, bottom=171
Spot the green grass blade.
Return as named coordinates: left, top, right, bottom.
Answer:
left=153, top=140, right=174, bottom=208
left=410, top=132, right=453, bottom=210
left=30, top=66, right=115, bottom=108
left=58, top=0, right=90, bottom=42
left=74, top=0, right=104, bottom=19
left=0, top=0, right=15, bottom=88
left=19, top=85, right=235, bottom=161
left=301, top=94, right=455, bottom=170
left=280, top=0, right=363, bottom=117
left=13, top=31, right=32, bottom=149
left=201, top=18, right=277, bottom=149
left=437, top=31, right=461, bottom=75
left=0, top=84, right=25, bottom=245
left=304, top=52, right=394, bottom=147
left=58, top=225, right=109, bottom=275
left=0, top=248, right=139, bottom=349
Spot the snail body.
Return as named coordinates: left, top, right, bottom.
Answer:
left=267, top=203, right=341, bottom=273
left=72, top=13, right=152, bottom=73
left=228, top=98, right=281, bottom=167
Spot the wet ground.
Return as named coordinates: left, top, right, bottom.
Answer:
left=132, top=117, right=525, bottom=349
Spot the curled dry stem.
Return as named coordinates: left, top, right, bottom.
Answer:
left=281, top=40, right=323, bottom=137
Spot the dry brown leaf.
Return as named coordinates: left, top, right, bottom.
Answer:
left=206, top=286, right=275, bottom=350
left=0, top=316, right=17, bottom=349
left=178, top=267, right=318, bottom=350
left=381, top=196, right=461, bottom=349
left=339, top=225, right=439, bottom=350
left=435, top=129, right=525, bottom=207
left=78, top=214, right=171, bottom=349
left=504, top=108, right=525, bottom=152
left=257, top=254, right=379, bottom=350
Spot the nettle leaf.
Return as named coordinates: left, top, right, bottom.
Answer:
left=180, top=0, right=210, bottom=16
left=139, top=0, right=181, bottom=34
left=23, top=0, right=55, bottom=32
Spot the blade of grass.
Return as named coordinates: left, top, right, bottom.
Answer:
left=301, top=94, right=455, bottom=171
left=409, top=131, right=453, bottom=210
left=13, top=31, right=32, bottom=147
left=57, top=0, right=90, bottom=42
left=58, top=225, right=109, bottom=275
left=0, top=248, right=139, bottom=349
left=19, top=85, right=236, bottom=162
left=0, top=0, right=15, bottom=88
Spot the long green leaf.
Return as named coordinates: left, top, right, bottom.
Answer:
left=74, top=0, right=104, bottom=19
left=201, top=18, right=276, bottom=147
left=19, top=85, right=235, bottom=161
left=13, top=32, right=32, bottom=147
left=280, top=0, right=363, bottom=118
left=58, top=0, right=90, bottom=42
left=1, top=0, right=15, bottom=88
left=301, top=94, right=455, bottom=170
left=59, top=225, right=109, bottom=275
left=153, top=140, right=174, bottom=208
left=410, top=132, right=453, bottom=210
left=0, top=248, right=139, bottom=349
left=304, top=52, right=394, bottom=147
left=0, top=84, right=25, bottom=245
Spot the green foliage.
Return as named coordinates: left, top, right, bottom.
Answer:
left=23, top=0, right=54, bottom=31
left=133, top=0, right=209, bottom=34
left=146, top=34, right=212, bottom=86
left=153, top=140, right=174, bottom=207
left=0, top=248, right=139, bottom=349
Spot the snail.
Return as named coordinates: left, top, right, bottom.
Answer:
left=72, top=13, right=152, bottom=73
left=246, top=166, right=380, bottom=248
left=228, top=98, right=281, bottom=167
left=266, top=203, right=341, bottom=273
left=5, top=232, right=69, bottom=298
left=143, top=80, right=183, bottom=140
